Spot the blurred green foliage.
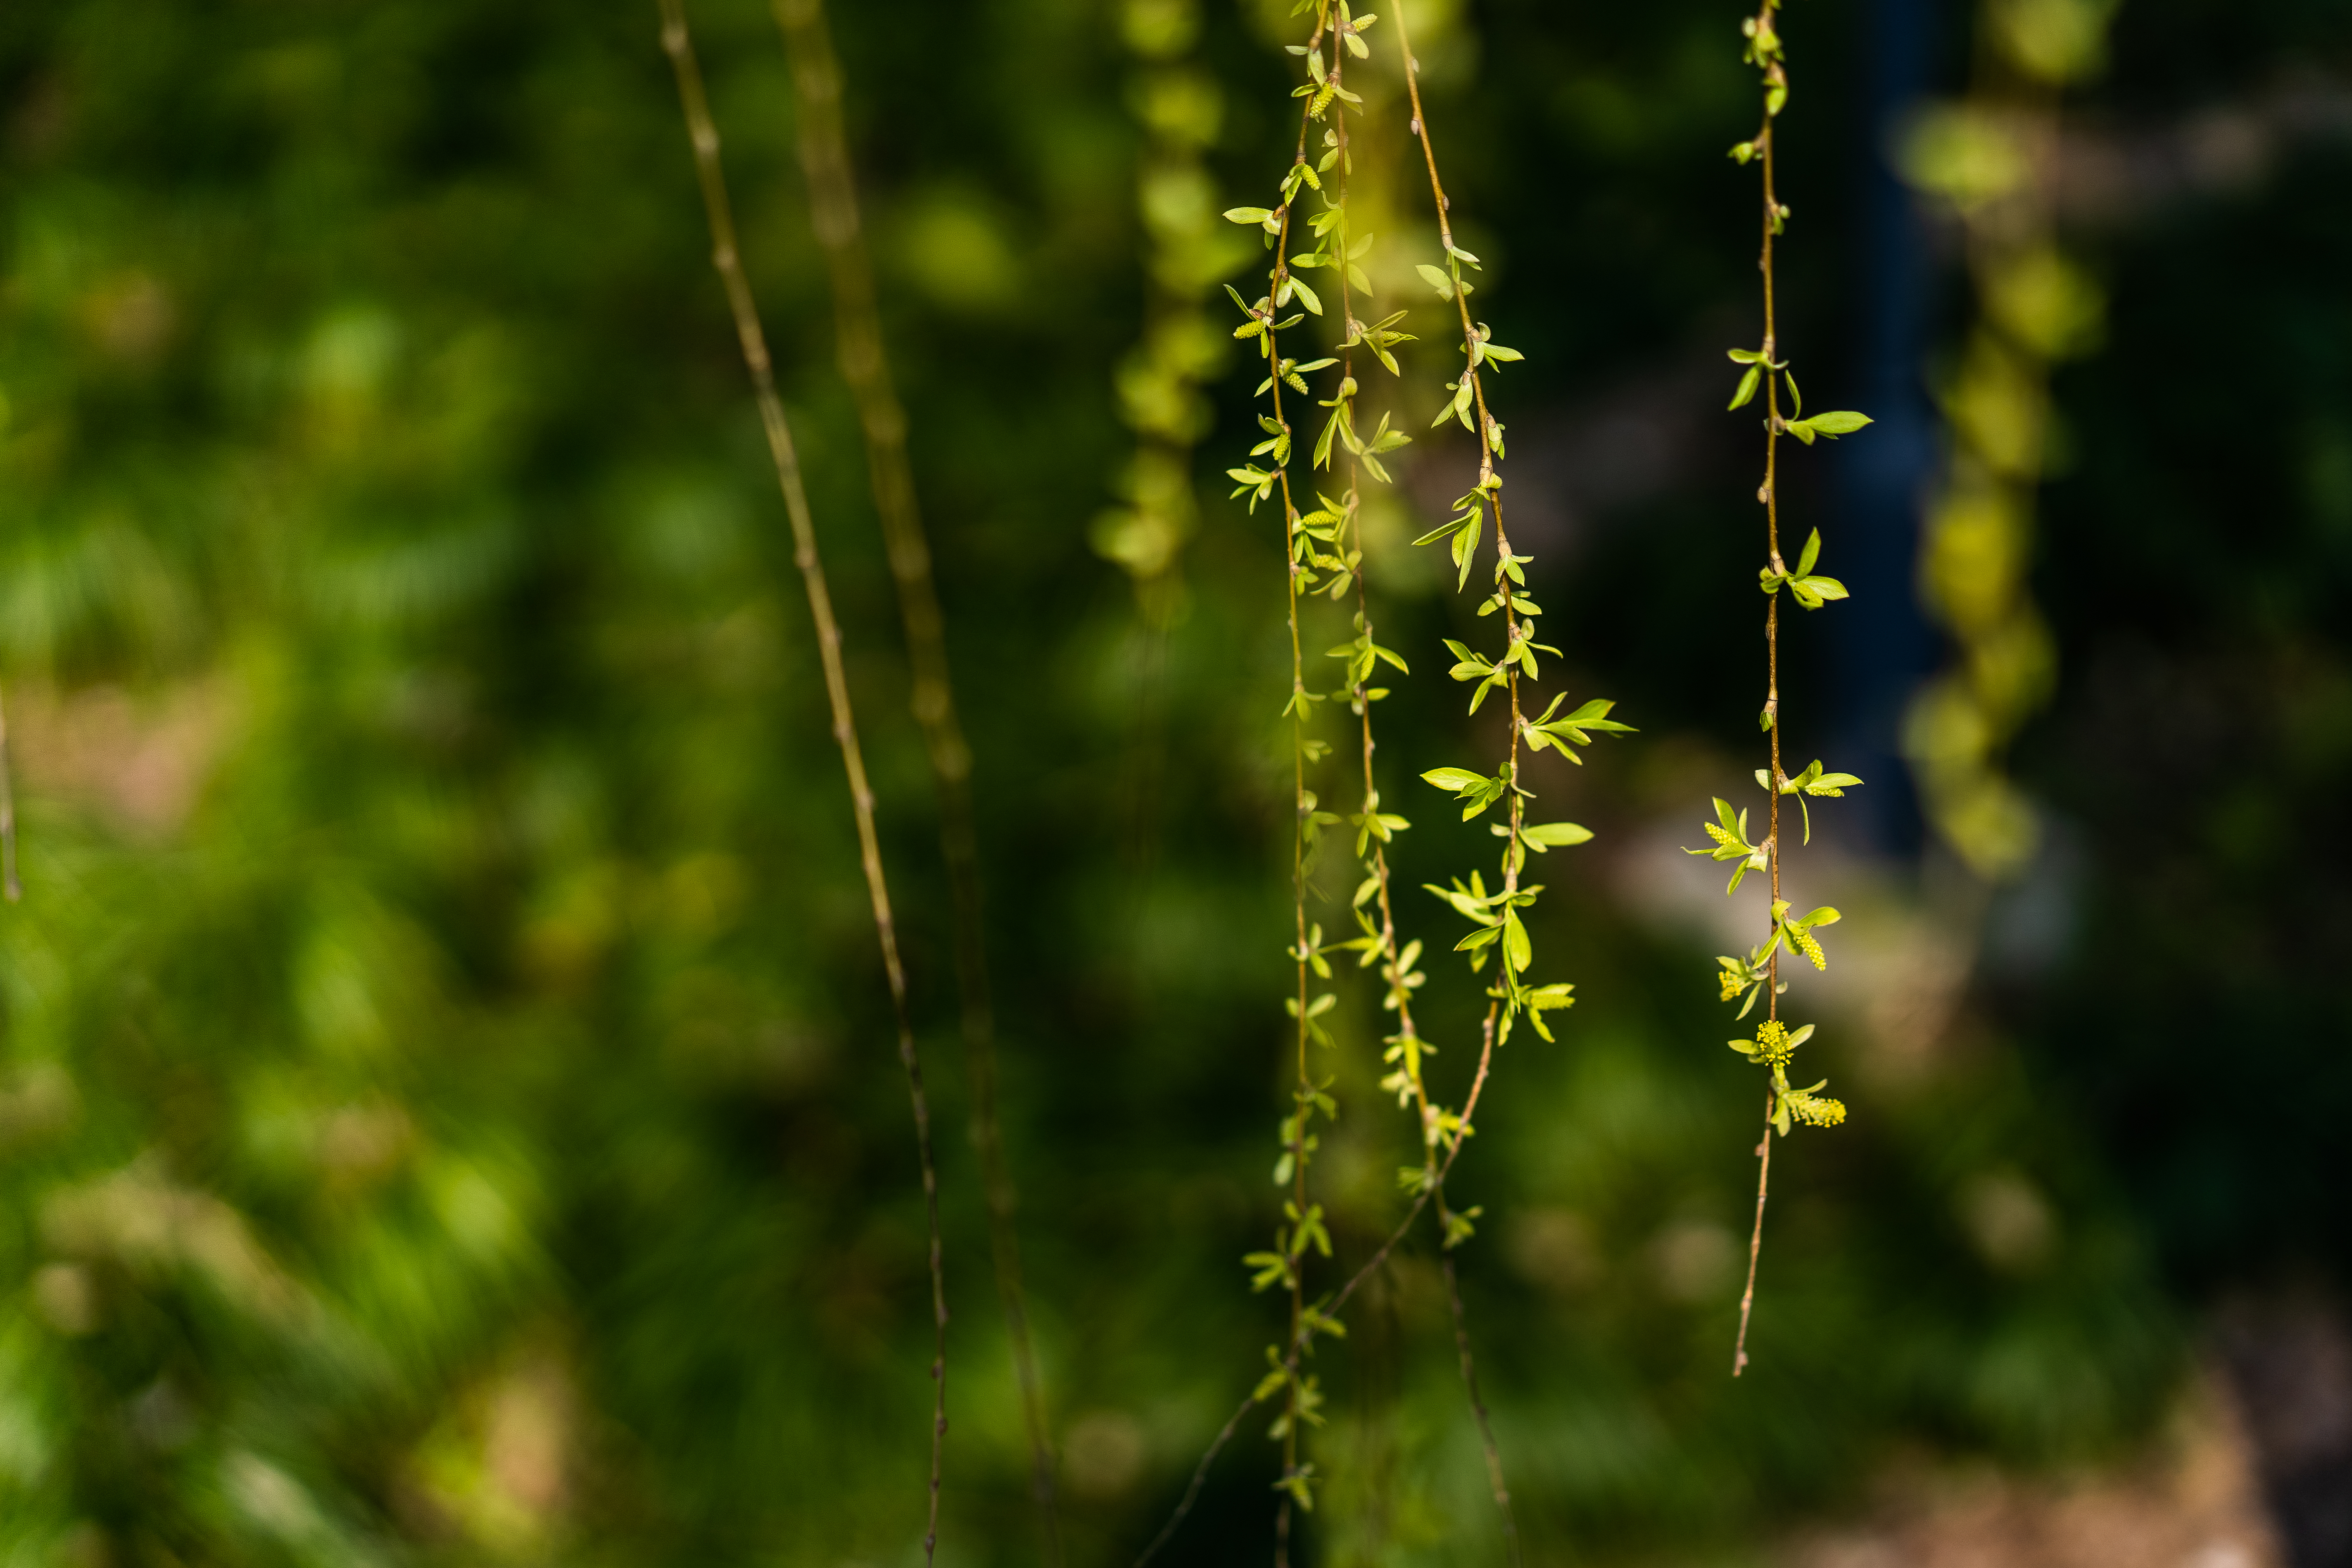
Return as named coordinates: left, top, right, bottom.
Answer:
left=0, top=0, right=2343, bottom=1563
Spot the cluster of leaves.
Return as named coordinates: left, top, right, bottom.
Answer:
left=1726, top=348, right=1871, bottom=447
left=1395, top=90, right=1631, bottom=1074
left=1204, top=0, right=1642, bottom=1529
left=1756, top=757, right=1863, bottom=844
left=1411, top=537, right=1627, bottom=1046
left=1411, top=480, right=1629, bottom=1046
left=1212, top=0, right=1436, bottom=1518
left=1727, top=1021, right=1848, bottom=1133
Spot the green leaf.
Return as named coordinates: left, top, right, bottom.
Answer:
left=1450, top=509, right=1483, bottom=589
left=1520, top=821, right=1593, bottom=850
left=1502, top=911, right=1531, bottom=973
left=1416, top=262, right=1454, bottom=299
left=1224, top=206, right=1276, bottom=226
left=1314, top=410, right=1342, bottom=470
left=1806, top=410, right=1872, bottom=435
left=1419, top=767, right=1487, bottom=791
left=1729, top=365, right=1760, bottom=410
left=1412, top=515, right=1468, bottom=548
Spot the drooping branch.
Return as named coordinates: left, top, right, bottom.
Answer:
left=1692, top=0, right=1864, bottom=1378
left=763, top=0, right=1058, bottom=1551
left=657, top=5, right=949, bottom=1558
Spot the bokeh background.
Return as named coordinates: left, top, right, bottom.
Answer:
left=0, top=0, right=2347, bottom=1563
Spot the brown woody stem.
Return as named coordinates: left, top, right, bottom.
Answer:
left=658, top=5, right=949, bottom=1557
left=764, top=0, right=1059, bottom=1548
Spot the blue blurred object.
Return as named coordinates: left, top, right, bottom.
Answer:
left=1829, top=0, right=1941, bottom=858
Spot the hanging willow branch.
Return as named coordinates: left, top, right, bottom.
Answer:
left=1213, top=4, right=1373, bottom=1551
left=1101, top=0, right=1230, bottom=897
left=763, top=0, right=1060, bottom=1554
left=1144, top=2, right=1624, bottom=1554
left=657, top=5, right=949, bottom=1559
left=1899, top=0, right=2118, bottom=879
left=1387, top=0, right=1632, bottom=1549
left=1689, top=0, right=1867, bottom=1378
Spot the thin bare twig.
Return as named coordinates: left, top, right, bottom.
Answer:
left=1733, top=1096, right=1774, bottom=1375
left=1133, top=1005, right=1506, bottom=1568
left=1131, top=1387, right=1262, bottom=1568
left=656, top=6, right=948, bottom=1559
left=1394, top=0, right=1524, bottom=1531
left=1442, top=1251, right=1521, bottom=1568
left=0, top=680, right=21, bottom=903
left=763, top=0, right=1057, bottom=1550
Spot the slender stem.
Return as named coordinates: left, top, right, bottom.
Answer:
left=1442, top=1252, right=1521, bottom=1568
left=1340, top=1003, right=1501, bottom=1319
left=1259, top=33, right=1334, bottom=1563
left=1275, top=190, right=1311, bottom=1568
left=1334, top=33, right=1436, bottom=1188
left=1133, top=1003, right=1506, bottom=1568
left=1393, top=3, right=1526, bottom=1534
left=1396, top=0, right=1528, bottom=938
left=0, top=679, right=21, bottom=903
left=1732, top=1095, right=1773, bottom=1375
left=1734, top=0, right=1788, bottom=1380
left=1356, top=1267, right=1399, bottom=1561
left=1133, top=1387, right=1259, bottom=1568
left=763, top=0, right=1056, bottom=1545
left=657, top=7, right=948, bottom=1559
left=1293, top=59, right=1379, bottom=1563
